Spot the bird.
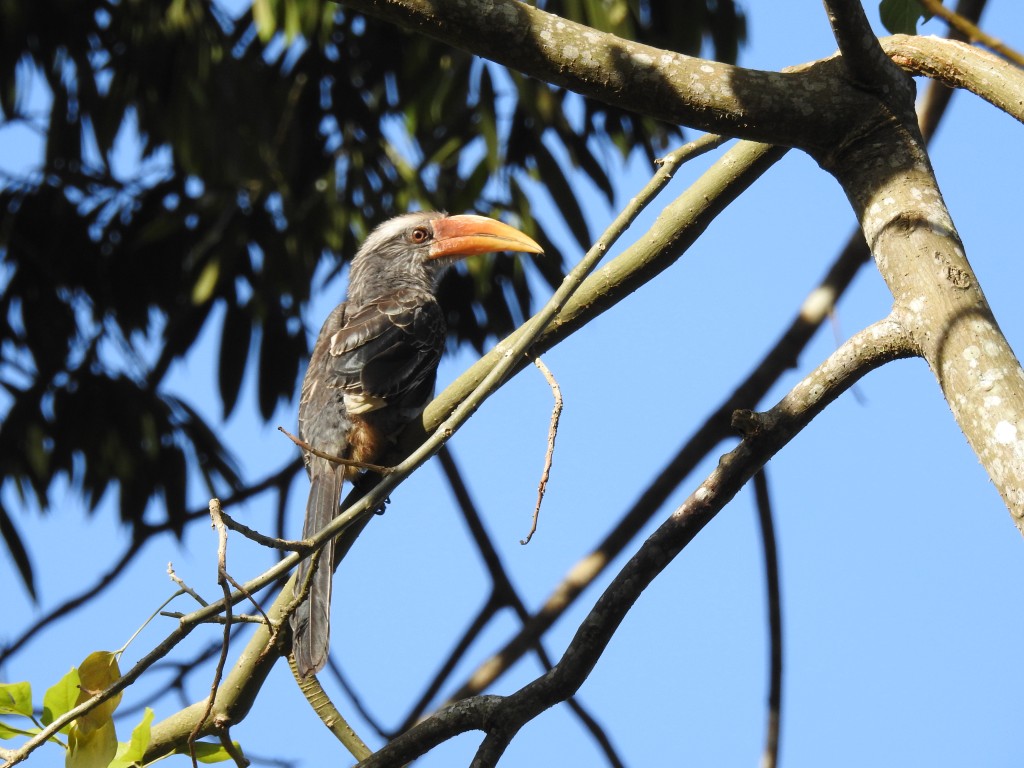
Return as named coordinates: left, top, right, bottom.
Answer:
left=290, top=211, right=544, bottom=677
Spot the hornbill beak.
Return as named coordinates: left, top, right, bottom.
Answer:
left=428, top=214, right=544, bottom=260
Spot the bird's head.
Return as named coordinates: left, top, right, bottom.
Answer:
left=347, top=211, right=544, bottom=303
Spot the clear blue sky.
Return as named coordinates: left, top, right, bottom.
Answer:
left=3, top=2, right=1024, bottom=767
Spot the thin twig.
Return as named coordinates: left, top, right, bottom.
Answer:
left=217, top=507, right=309, bottom=553
left=159, top=612, right=267, bottom=625
left=278, top=426, right=393, bottom=475
left=187, top=500, right=236, bottom=768
left=167, top=564, right=209, bottom=607
left=521, top=357, right=562, bottom=545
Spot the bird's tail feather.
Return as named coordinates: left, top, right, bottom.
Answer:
left=291, top=463, right=343, bottom=677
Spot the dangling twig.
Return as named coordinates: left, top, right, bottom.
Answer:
left=521, top=357, right=563, bottom=545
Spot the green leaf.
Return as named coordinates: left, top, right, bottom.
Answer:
left=174, top=739, right=245, bottom=763
left=217, top=304, right=253, bottom=419
left=531, top=141, right=591, bottom=251
left=253, top=0, right=276, bottom=41
left=109, top=708, right=154, bottom=768
left=43, top=668, right=80, bottom=731
left=66, top=651, right=123, bottom=768
left=879, top=0, right=932, bottom=35
left=0, top=503, right=35, bottom=599
left=284, top=0, right=300, bottom=42
left=68, top=718, right=118, bottom=768
left=0, top=720, right=40, bottom=739
left=0, top=681, right=33, bottom=718
left=191, top=259, right=221, bottom=305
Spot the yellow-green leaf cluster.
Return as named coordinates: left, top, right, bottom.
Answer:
left=1, top=651, right=239, bottom=766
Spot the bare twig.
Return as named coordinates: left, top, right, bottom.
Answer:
left=159, top=612, right=266, bottom=625
left=1, top=459, right=302, bottom=669
left=278, top=426, right=394, bottom=475
left=217, top=507, right=308, bottom=553
left=167, top=564, right=209, bottom=607
left=521, top=357, right=562, bottom=545
left=187, top=500, right=236, bottom=768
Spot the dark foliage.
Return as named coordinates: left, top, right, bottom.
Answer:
left=0, top=0, right=744, bottom=595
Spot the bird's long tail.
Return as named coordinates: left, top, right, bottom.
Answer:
left=291, top=462, right=344, bottom=677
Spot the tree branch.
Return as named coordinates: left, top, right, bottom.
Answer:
left=821, top=0, right=903, bottom=89
left=884, top=35, right=1024, bottom=124
left=918, top=0, right=1024, bottom=66
left=752, top=470, right=782, bottom=768
left=337, top=0, right=865, bottom=152
left=444, top=225, right=871, bottom=703
left=360, top=317, right=918, bottom=768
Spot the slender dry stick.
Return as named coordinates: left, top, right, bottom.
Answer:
left=187, top=500, right=236, bottom=768
left=0, top=458, right=301, bottom=670
left=522, top=357, right=562, bottom=545
left=167, top=565, right=209, bottom=607
left=918, top=0, right=1024, bottom=66
left=216, top=508, right=308, bottom=552
left=278, top=426, right=394, bottom=475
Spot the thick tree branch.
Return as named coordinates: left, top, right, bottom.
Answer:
left=884, top=35, right=1024, bottom=124
left=337, top=0, right=867, bottom=153
left=821, top=0, right=903, bottom=90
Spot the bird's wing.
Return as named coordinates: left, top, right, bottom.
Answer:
left=325, top=288, right=445, bottom=409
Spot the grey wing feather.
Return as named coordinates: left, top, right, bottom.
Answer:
left=326, top=290, right=445, bottom=410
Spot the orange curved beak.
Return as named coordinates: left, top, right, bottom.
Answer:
left=428, top=214, right=544, bottom=260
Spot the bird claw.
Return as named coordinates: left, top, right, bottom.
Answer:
left=373, top=496, right=391, bottom=515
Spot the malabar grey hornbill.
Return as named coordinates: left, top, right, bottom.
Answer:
left=291, top=211, right=544, bottom=677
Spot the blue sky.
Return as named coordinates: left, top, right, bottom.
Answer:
left=3, top=2, right=1024, bottom=767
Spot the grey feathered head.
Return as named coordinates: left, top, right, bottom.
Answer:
left=346, top=211, right=543, bottom=304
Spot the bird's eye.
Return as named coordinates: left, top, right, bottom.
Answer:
left=410, top=226, right=430, bottom=244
